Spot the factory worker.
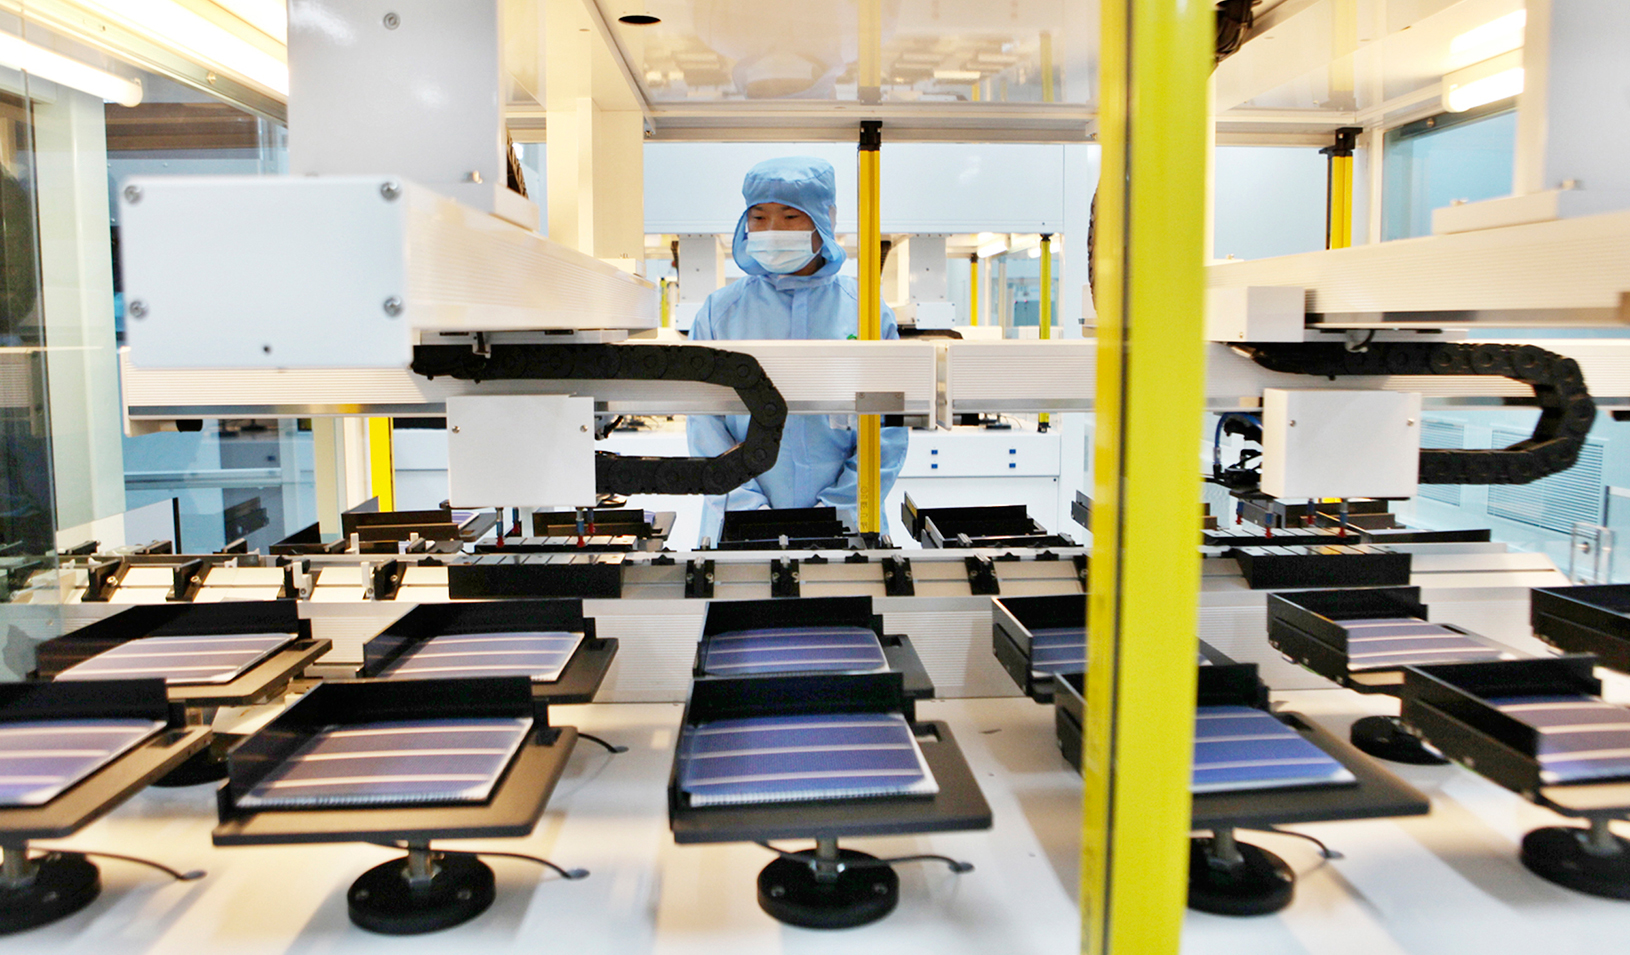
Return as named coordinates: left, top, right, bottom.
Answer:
left=687, top=156, right=909, bottom=544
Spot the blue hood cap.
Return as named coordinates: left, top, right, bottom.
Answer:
left=731, top=156, right=845, bottom=278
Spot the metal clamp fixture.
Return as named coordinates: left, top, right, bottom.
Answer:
left=1238, top=341, right=1597, bottom=484
left=413, top=343, right=788, bottom=496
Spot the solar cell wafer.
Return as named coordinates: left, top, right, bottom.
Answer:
left=700, top=627, right=887, bottom=676
left=0, top=719, right=165, bottom=807
left=1487, top=695, right=1630, bottom=785
left=1028, top=627, right=1086, bottom=676
left=56, top=633, right=296, bottom=685
left=379, top=632, right=584, bottom=683
left=1192, top=706, right=1356, bottom=794
left=1339, top=618, right=1509, bottom=670
left=237, top=717, right=531, bottom=809
left=676, top=712, right=938, bottom=807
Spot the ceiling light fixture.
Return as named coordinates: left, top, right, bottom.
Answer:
left=0, top=32, right=142, bottom=105
left=1443, top=49, right=1523, bottom=113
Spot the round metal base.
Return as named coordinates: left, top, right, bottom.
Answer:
left=0, top=853, right=100, bottom=935
left=1349, top=715, right=1448, bottom=765
left=756, top=850, right=899, bottom=929
left=1521, top=827, right=1630, bottom=901
left=1188, top=837, right=1294, bottom=916
left=347, top=853, right=496, bottom=935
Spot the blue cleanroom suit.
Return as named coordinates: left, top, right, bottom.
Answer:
left=686, top=157, right=909, bottom=544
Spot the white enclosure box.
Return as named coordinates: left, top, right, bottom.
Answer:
left=1205, top=286, right=1305, bottom=343
left=446, top=395, right=595, bottom=508
left=1260, top=389, right=1421, bottom=500
left=120, top=176, right=657, bottom=370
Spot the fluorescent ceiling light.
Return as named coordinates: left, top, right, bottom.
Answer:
left=83, top=0, right=289, bottom=96
left=1443, top=49, right=1523, bottom=113
left=1027, top=246, right=1041, bottom=259
left=213, top=0, right=287, bottom=43
left=0, top=32, right=142, bottom=105
left=976, top=237, right=1009, bottom=258
left=1450, top=10, right=1525, bottom=64
left=934, top=69, right=981, bottom=81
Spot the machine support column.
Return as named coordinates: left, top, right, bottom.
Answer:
left=368, top=418, right=394, bottom=512
left=969, top=254, right=980, bottom=326
left=1039, top=234, right=1052, bottom=431
left=857, top=120, right=883, bottom=535
left=1321, top=127, right=1361, bottom=250
left=1083, top=0, right=1210, bottom=953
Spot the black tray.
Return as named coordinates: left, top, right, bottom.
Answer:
left=1531, top=584, right=1630, bottom=674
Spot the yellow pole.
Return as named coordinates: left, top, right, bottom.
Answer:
left=969, top=255, right=980, bottom=326
left=1040, top=31, right=1055, bottom=103
left=857, top=121, right=883, bottom=535
left=660, top=278, right=671, bottom=328
left=1039, top=234, right=1052, bottom=430
left=367, top=418, right=395, bottom=512
left=1083, top=0, right=1209, bottom=952
left=1322, top=127, right=1360, bottom=250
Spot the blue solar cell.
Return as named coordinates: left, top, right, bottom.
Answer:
left=57, top=633, right=295, bottom=685
left=677, top=712, right=938, bottom=807
left=380, top=632, right=584, bottom=682
left=1339, top=618, right=1508, bottom=670
left=0, top=719, right=164, bottom=807
left=1192, top=706, right=1355, bottom=794
left=237, top=717, right=530, bottom=809
left=701, top=626, right=887, bottom=676
left=1486, top=695, right=1630, bottom=785
left=1028, top=627, right=1086, bottom=675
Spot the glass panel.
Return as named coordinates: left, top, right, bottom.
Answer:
left=609, top=0, right=1095, bottom=106
left=1381, top=107, right=1517, bottom=241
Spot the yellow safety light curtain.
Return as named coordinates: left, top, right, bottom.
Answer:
left=1039, top=234, right=1052, bottom=430
left=1082, top=0, right=1209, bottom=952
left=969, top=255, right=980, bottom=325
left=367, top=418, right=395, bottom=512
left=857, top=121, right=883, bottom=535
left=1321, top=127, right=1360, bottom=250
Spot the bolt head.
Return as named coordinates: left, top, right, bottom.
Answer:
left=383, top=11, right=401, bottom=28
left=383, top=296, right=404, bottom=317
left=580, top=424, right=589, bottom=432
left=456, top=888, right=472, bottom=901
left=380, top=180, right=402, bottom=201
left=123, top=184, right=142, bottom=203
left=354, top=889, right=370, bottom=901
left=769, top=885, right=785, bottom=898
left=450, top=425, right=460, bottom=433
left=128, top=299, right=149, bottom=319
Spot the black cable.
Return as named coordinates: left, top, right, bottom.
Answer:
left=753, top=841, right=973, bottom=874
left=471, top=851, right=589, bottom=880
left=1239, top=826, right=1344, bottom=860
left=34, top=847, right=205, bottom=881
left=576, top=732, right=628, bottom=754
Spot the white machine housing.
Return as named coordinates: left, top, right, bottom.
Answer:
left=445, top=395, right=595, bottom=508
left=119, top=176, right=658, bottom=370
left=1260, top=388, right=1422, bottom=500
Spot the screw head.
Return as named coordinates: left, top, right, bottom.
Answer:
left=354, top=889, right=370, bottom=901
left=450, top=425, right=461, bottom=434
left=579, top=424, right=589, bottom=432
left=128, top=299, right=148, bottom=319
left=769, top=885, right=785, bottom=898
left=465, top=171, right=484, bottom=184
left=123, top=184, right=142, bottom=203
left=456, top=888, right=472, bottom=901
left=383, top=296, right=403, bottom=317
left=380, top=180, right=402, bottom=201
left=206, top=71, right=217, bottom=85
left=262, top=345, right=272, bottom=354
left=383, top=11, right=401, bottom=29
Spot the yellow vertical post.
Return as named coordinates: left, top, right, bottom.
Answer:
left=1321, top=127, right=1360, bottom=250
left=1040, top=31, right=1055, bottom=103
left=367, top=418, right=395, bottom=512
left=969, top=255, right=980, bottom=326
left=857, top=0, right=881, bottom=103
left=1082, top=0, right=1209, bottom=953
left=857, top=121, right=883, bottom=535
left=660, top=277, right=671, bottom=328
left=1038, top=233, right=1052, bottom=430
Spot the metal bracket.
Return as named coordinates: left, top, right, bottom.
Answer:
left=685, top=559, right=715, bottom=599
left=964, top=556, right=1000, bottom=595
left=881, top=556, right=915, bottom=597
left=770, top=558, right=801, bottom=598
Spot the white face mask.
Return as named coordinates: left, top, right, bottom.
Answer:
left=745, top=229, right=818, bottom=274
